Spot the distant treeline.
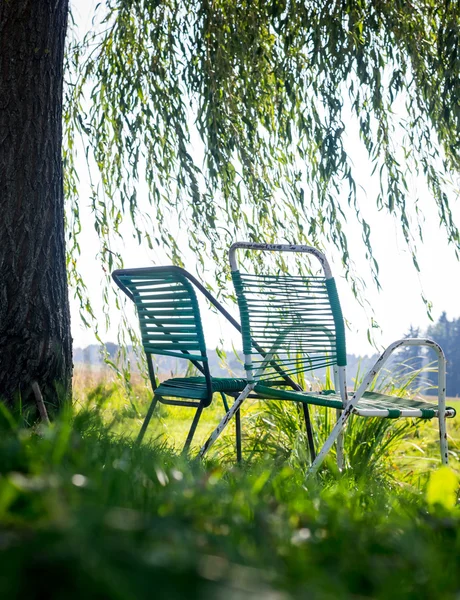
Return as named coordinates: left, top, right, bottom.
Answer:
left=401, top=313, right=460, bottom=397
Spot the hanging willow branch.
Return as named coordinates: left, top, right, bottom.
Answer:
left=63, top=0, right=460, bottom=343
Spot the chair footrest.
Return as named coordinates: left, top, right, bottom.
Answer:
left=354, top=391, right=456, bottom=419
left=253, top=384, right=456, bottom=419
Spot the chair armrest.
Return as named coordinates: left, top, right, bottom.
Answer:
left=347, top=338, right=446, bottom=411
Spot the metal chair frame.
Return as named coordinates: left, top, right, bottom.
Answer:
left=199, top=242, right=455, bottom=474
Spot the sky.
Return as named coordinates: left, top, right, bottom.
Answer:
left=69, top=0, right=460, bottom=357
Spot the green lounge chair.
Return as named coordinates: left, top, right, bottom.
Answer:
left=112, top=265, right=316, bottom=458
left=199, top=242, right=456, bottom=473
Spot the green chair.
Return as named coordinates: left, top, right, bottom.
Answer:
left=112, top=265, right=317, bottom=458
left=199, top=242, right=456, bottom=473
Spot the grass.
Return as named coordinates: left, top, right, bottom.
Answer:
left=0, top=364, right=459, bottom=598
left=72, top=364, right=238, bottom=451
left=72, top=364, right=460, bottom=476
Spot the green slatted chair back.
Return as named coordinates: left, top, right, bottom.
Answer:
left=230, top=244, right=346, bottom=384
left=112, top=267, right=208, bottom=364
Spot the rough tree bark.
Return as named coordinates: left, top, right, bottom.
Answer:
left=0, top=0, right=72, bottom=413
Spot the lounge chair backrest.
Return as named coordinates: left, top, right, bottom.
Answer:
left=229, top=243, right=347, bottom=383
left=112, top=266, right=208, bottom=364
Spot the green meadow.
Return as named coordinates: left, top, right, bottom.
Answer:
left=0, top=365, right=458, bottom=598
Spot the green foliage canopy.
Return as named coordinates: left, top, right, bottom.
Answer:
left=64, top=0, right=460, bottom=322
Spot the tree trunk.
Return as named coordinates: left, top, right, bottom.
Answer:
left=0, top=0, right=71, bottom=414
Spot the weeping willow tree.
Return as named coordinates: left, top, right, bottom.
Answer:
left=1, top=0, right=459, bottom=409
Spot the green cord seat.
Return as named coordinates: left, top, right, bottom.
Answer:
left=254, top=384, right=457, bottom=419
left=155, top=376, right=296, bottom=401
left=354, top=391, right=456, bottom=419
left=155, top=377, right=248, bottom=400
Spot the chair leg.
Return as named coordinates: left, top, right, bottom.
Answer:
left=199, top=385, right=252, bottom=458
left=437, top=350, right=448, bottom=465
left=235, top=408, right=242, bottom=463
left=439, top=415, right=448, bottom=465
left=309, top=406, right=352, bottom=475
left=221, top=392, right=241, bottom=462
left=220, top=392, right=229, bottom=414
left=302, top=404, right=316, bottom=461
left=183, top=404, right=204, bottom=454
left=336, top=409, right=344, bottom=470
left=136, top=396, right=159, bottom=445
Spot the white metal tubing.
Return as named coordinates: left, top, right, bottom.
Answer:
left=338, top=366, right=348, bottom=404
left=199, top=384, right=254, bottom=458
left=333, top=366, right=340, bottom=395
left=310, top=405, right=353, bottom=475
left=438, top=353, right=448, bottom=464
left=244, top=355, right=254, bottom=384
left=229, top=242, right=333, bottom=279
left=309, top=337, right=448, bottom=475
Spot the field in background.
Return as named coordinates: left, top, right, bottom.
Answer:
left=72, top=363, right=460, bottom=475
left=72, top=363, right=251, bottom=453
